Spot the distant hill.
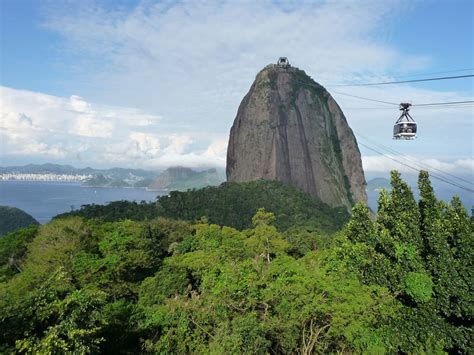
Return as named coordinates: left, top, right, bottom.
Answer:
left=0, top=163, right=159, bottom=186
left=82, top=174, right=133, bottom=188
left=158, top=180, right=349, bottom=233
left=0, top=206, right=39, bottom=236
left=148, top=167, right=223, bottom=191
left=57, top=180, right=349, bottom=234
left=366, top=177, right=392, bottom=192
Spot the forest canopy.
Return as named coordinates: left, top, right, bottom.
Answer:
left=0, top=171, right=472, bottom=353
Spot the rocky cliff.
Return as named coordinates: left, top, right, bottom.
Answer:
left=226, top=63, right=367, bottom=210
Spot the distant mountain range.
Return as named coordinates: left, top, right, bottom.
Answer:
left=0, top=164, right=224, bottom=191
left=0, top=163, right=158, bottom=181
left=366, top=177, right=391, bottom=192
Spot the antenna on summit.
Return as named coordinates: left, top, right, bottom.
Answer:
left=277, top=57, right=290, bottom=68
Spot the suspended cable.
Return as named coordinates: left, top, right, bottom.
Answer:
left=332, top=91, right=474, bottom=108
left=355, top=131, right=474, bottom=186
left=333, top=74, right=474, bottom=87
left=331, top=91, right=399, bottom=106
left=358, top=141, right=474, bottom=193
left=327, top=68, right=474, bottom=86
left=344, top=105, right=473, bottom=110
left=412, top=100, right=474, bottom=107
left=290, top=76, right=473, bottom=110
left=390, top=68, right=474, bottom=79
left=278, top=72, right=473, bottom=189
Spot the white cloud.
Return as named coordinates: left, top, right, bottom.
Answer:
left=163, top=135, right=193, bottom=154
left=129, top=132, right=161, bottom=157
left=69, top=95, right=90, bottom=113
left=73, top=115, right=114, bottom=138
left=2, top=1, right=472, bottom=170
left=0, top=112, right=37, bottom=140
left=202, top=138, right=228, bottom=163
left=0, top=86, right=228, bottom=168
left=43, top=1, right=420, bottom=131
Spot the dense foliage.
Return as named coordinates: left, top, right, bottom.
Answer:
left=55, top=200, right=162, bottom=222
left=328, top=171, right=473, bottom=352
left=0, top=226, right=38, bottom=281
left=57, top=180, right=349, bottom=234
left=0, top=172, right=471, bottom=353
left=0, top=206, right=39, bottom=237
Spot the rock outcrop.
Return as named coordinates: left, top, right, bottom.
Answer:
left=226, top=63, right=367, bottom=211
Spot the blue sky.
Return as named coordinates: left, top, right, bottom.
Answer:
left=0, top=0, right=472, bottom=179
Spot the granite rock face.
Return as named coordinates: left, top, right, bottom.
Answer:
left=226, top=64, right=367, bottom=210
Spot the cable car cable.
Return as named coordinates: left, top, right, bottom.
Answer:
left=359, top=141, right=474, bottom=193
left=331, top=74, right=474, bottom=87
left=358, top=141, right=474, bottom=193
left=388, top=68, right=474, bottom=79
left=276, top=70, right=472, bottom=189
left=412, top=100, right=474, bottom=107
left=331, top=91, right=399, bottom=106
left=355, top=131, right=474, bottom=186
left=343, top=105, right=473, bottom=110
left=287, top=76, right=473, bottom=108
left=327, top=68, right=474, bottom=85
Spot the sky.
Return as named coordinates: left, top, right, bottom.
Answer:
left=0, top=0, right=473, bottom=181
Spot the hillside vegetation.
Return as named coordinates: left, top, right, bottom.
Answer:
left=0, top=206, right=39, bottom=237
left=0, top=171, right=471, bottom=353
left=57, top=180, right=350, bottom=234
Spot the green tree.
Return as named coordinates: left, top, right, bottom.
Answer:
left=137, top=210, right=395, bottom=353
left=331, top=170, right=473, bottom=352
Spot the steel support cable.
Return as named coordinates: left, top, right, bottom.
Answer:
left=390, top=68, right=474, bottom=78
left=280, top=76, right=473, bottom=190
left=289, top=77, right=474, bottom=108
left=331, top=91, right=399, bottom=106
left=355, top=131, right=474, bottom=186
left=412, top=100, right=474, bottom=107
left=332, top=74, right=474, bottom=87
left=358, top=141, right=474, bottom=193
left=344, top=105, right=474, bottom=110
left=328, top=68, right=474, bottom=85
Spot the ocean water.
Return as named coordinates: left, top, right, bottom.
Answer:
left=0, top=181, right=165, bottom=224
left=0, top=180, right=471, bottom=225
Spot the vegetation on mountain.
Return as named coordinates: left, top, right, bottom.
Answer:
left=0, top=206, right=39, bottom=237
left=0, top=226, right=38, bottom=281
left=0, top=171, right=471, bottom=353
left=56, top=180, right=349, bottom=234
left=55, top=200, right=162, bottom=222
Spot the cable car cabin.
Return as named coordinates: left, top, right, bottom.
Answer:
left=393, top=122, right=417, bottom=139
left=393, top=103, right=417, bottom=140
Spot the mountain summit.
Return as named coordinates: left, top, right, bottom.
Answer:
left=226, top=60, right=367, bottom=210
